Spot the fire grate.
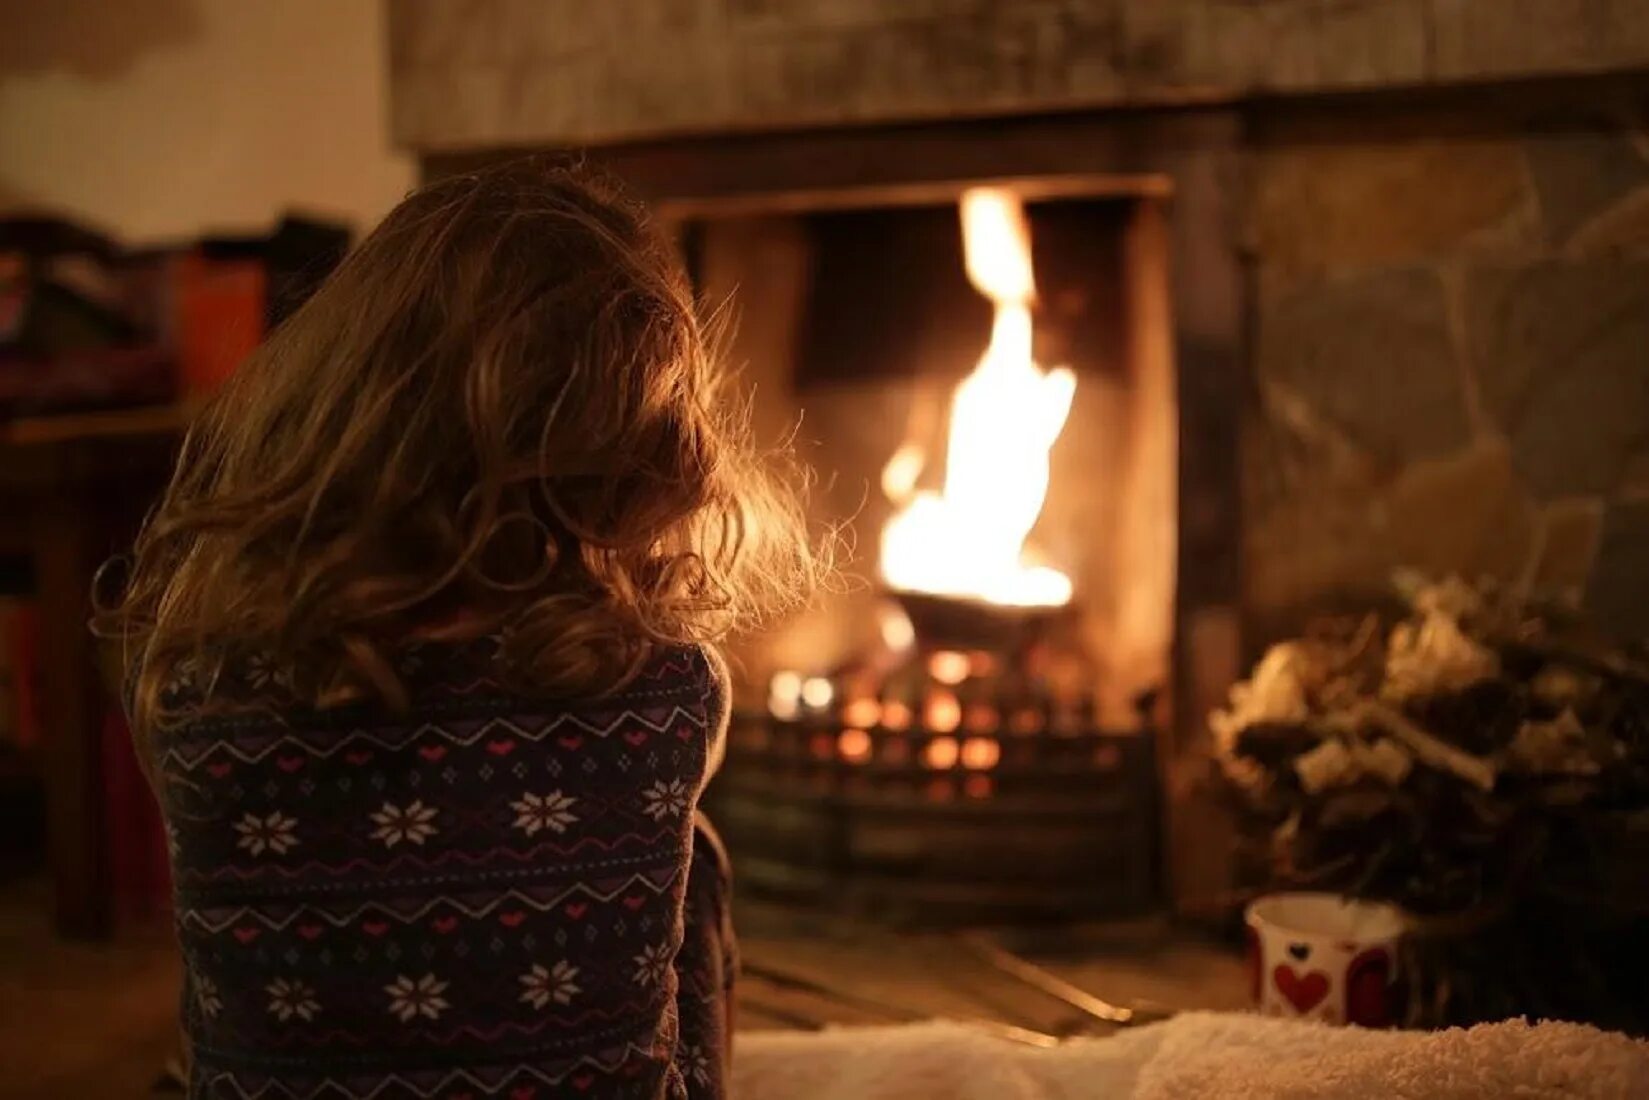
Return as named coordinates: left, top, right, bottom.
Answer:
left=707, top=614, right=1160, bottom=925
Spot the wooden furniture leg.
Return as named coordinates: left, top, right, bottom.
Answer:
left=32, top=498, right=108, bottom=939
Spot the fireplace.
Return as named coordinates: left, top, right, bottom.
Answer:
left=393, top=1, right=1649, bottom=924
left=671, top=179, right=1177, bottom=921
left=618, top=120, right=1243, bottom=920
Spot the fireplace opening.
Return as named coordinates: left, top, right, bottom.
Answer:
left=668, top=175, right=1178, bottom=924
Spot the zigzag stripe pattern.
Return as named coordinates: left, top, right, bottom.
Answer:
left=196, top=1041, right=655, bottom=1100
left=174, top=826, right=680, bottom=884
left=162, top=703, right=712, bottom=770
left=157, top=642, right=727, bottom=1098
left=249, top=1004, right=654, bottom=1048
left=181, top=871, right=682, bottom=933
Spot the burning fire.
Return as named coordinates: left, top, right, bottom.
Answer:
left=879, top=188, right=1077, bottom=607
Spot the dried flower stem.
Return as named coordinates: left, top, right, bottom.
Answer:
left=1360, top=701, right=1497, bottom=792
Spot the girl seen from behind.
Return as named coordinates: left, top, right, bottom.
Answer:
left=98, top=159, right=821, bottom=1099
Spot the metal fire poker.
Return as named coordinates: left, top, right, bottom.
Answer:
left=957, top=932, right=1175, bottom=1029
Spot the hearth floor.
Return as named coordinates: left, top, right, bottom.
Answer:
left=0, top=878, right=1246, bottom=1098
left=732, top=900, right=1248, bottom=1038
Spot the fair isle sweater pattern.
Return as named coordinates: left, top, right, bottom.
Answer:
left=154, top=642, right=725, bottom=1099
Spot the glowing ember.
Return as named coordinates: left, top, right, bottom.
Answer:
left=923, top=737, right=960, bottom=769
left=880, top=187, right=1076, bottom=607
left=841, top=697, right=882, bottom=728
left=800, top=676, right=835, bottom=710
left=961, top=737, right=1001, bottom=770
left=878, top=602, right=917, bottom=653
left=768, top=670, right=803, bottom=720
left=880, top=700, right=914, bottom=731
left=838, top=728, right=872, bottom=763
left=924, top=691, right=962, bottom=733
left=927, top=650, right=971, bottom=685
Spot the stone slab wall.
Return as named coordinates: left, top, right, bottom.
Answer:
left=1244, top=99, right=1649, bottom=641
left=389, top=0, right=1649, bottom=150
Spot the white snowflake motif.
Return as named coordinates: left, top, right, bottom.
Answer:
left=385, top=973, right=450, bottom=1022
left=640, top=779, right=690, bottom=822
left=195, top=975, right=222, bottom=1020
left=682, top=1044, right=713, bottom=1086
left=369, top=800, right=439, bottom=848
left=169, top=655, right=202, bottom=697
left=265, top=977, right=318, bottom=1022
left=518, top=960, right=581, bottom=1009
left=233, top=811, right=298, bottom=856
left=509, top=790, right=578, bottom=837
left=242, top=651, right=294, bottom=693
left=631, top=943, right=673, bottom=988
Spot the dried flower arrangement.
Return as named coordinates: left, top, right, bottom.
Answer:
left=1212, top=574, right=1649, bottom=1031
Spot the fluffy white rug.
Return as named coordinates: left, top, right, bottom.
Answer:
left=732, top=1012, right=1649, bottom=1099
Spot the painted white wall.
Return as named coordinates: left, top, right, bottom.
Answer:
left=0, top=0, right=415, bottom=245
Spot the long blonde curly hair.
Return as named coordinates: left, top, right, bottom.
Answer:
left=98, top=159, right=820, bottom=737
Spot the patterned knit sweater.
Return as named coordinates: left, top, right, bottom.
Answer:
left=152, top=641, right=734, bottom=1100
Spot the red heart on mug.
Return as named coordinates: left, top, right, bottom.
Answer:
left=1273, top=964, right=1330, bottom=1013
left=1346, top=947, right=1394, bottom=1028
left=418, top=744, right=447, bottom=762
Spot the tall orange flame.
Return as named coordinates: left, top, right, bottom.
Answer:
left=880, top=188, right=1076, bottom=607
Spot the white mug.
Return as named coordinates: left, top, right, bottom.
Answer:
left=1245, top=892, right=1407, bottom=1026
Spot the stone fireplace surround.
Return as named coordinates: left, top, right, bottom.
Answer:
left=390, top=0, right=1649, bottom=914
